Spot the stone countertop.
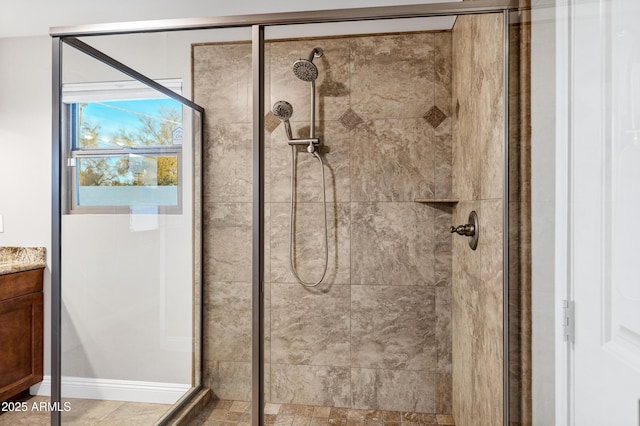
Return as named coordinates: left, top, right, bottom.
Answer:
left=0, top=247, right=46, bottom=276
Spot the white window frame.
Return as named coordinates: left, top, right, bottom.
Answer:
left=62, top=79, right=184, bottom=215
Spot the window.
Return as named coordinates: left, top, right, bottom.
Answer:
left=63, top=80, right=184, bottom=213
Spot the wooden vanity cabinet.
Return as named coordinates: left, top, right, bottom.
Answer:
left=0, top=268, right=44, bottom=402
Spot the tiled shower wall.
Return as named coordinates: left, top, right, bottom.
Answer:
left=451, top=13, right=505, bottom=426
left=194, top=31, right=453, bottom=413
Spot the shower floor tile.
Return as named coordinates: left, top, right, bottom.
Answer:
left=195, top=399, right=455, bottom=425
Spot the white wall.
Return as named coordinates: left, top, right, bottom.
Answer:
left=0, top=35, right=53, bottom=379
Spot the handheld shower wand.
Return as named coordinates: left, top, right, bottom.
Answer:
left=272, top=100, right=293, bottom=140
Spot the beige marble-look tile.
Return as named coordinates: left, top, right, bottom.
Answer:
left=474, top=199, right=504, bottom=426
left=197, top=31, right=456, bottom=416
left=276, top=414, right=296, bottom=425
left=270, top=121, right=350, bottom=203
left=351, top=119, right=434, bottom=202
left=451, top=111, right=481, bottom=201
left=436, top=287, right=452, bottom=374
left=435, top=251, right=452, bottom=288
left=204, top=282, right=252, bottom=363
left=277, top=404, right=297, bottom=416
left=477, top=20, right=505, bottom=203
left=193, top=43, right=253, bottom=124
left=62, top=398, right=125, bottom=424
left=351, top=285, right=435, bottom=370
left=402, top=412, right=437, bottom=425
left=309, top=417, right=328, bottom=426
left=294, top=418, right=315, bottom=426
left=270, top=364, right=350, bottom=407
left=293, top=416, right=312, bottom=426
left=451, top=200, right=504, bottom=425
left=451, top=21, right=477, bottom=202
left=313, top=406, right=332, bottom=418
left=203, top=122, right=253, bottom=203
left=451, top=201, right=481, bottom=426
left=434, top=32, right=453, bottom=117
left=208, top=361, right=252, bottom=401
left=329, top=407, right=348, bottom=420
left=296, top=405, right=316, bottom=418
left=480, top=198, right=504, bottom=333
left=351, top=202, right=434, bottom=286
left=351, top=368, right=436, bottom=413
left=433, top=205, right=453, bottom=253
left=229, top=401, right=251, bottom=413
left=434, top=118, right=453, bottom=199
left=350, top=33, right=435, bottom=120
left=382, top=411, right=401, bottom=422
left=270, top=202, right=350, bottom=285
left=93, top=401, right=169, bottom=425
left=270, top=38, right=351, bottom=125
left=264, top=203, right=272, bottom=302
left=206, top=408, right=231, bottom=420
left=436, top=373, right=453, bottom=415
left=436, top=414, right=455, bottom=425
left=265, top=362, right=272, bottom=403
left=212, top=399, right=234, bottom=410
left=203, top=202, right=252, bottom=282
left=451, top=14, right=504, bottom=203
left=0, top=415, right=48, bottom=426
left=271, top=283, right=350, bottom=366
left=0, top=397, right=50, bottom=426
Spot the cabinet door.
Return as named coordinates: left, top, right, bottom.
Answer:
left=0, top=292, right=43, bottom=401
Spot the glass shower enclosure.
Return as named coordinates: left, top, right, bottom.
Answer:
left=50, top=2, right=528, bottom=425
left=52, top=34, right=204, bottom=425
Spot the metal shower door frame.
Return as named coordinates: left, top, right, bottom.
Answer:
left=50, top=1, right=521, bottom=425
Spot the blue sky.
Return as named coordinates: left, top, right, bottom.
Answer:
left=81, top=98, right=181, bottom=148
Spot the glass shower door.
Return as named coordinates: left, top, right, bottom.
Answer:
left=56, top=38, right=202, bottom=425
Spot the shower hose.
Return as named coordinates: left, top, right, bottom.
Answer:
left=289, top=145, right=329, bottom=287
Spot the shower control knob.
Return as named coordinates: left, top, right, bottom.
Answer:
left=449, top=211, right=479, bottom=251
left=449, top=224, right=474, bottom=236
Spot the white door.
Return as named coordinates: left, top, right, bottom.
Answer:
left=570, top=0, right=640, bottom=424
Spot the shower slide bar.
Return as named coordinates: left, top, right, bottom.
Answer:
left=287, top=138, right=320, bottom=146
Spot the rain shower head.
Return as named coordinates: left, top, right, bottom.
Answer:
left=293, top=48, right=323, bottom=82
left=272, top=100, right=294, bottom=139
left=293, top=60, right=318, bottom=82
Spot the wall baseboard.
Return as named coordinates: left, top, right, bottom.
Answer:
left=31, top=376, right=191, bottom=405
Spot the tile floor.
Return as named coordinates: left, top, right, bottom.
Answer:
left=194, top=400, right=456, bottom=426
left=0, top=395, right=170, bottom=426
left=1, top=395, right=456, bottom=425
